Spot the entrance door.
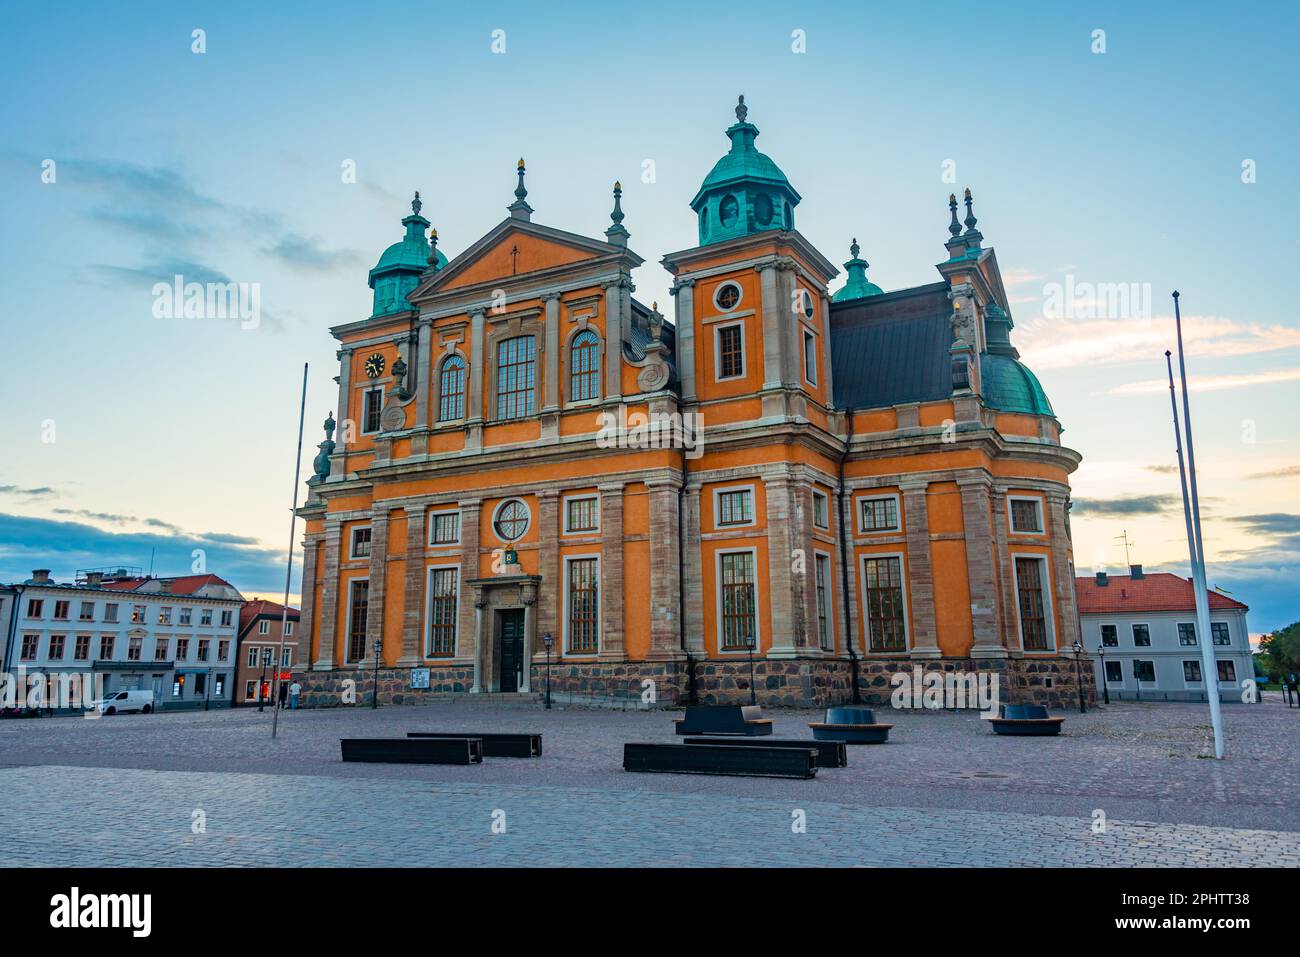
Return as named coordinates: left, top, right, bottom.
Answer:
left=499, top=609, right=525, bottom=693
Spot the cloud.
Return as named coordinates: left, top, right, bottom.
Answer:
left=1247, top=465, right=1300, bottom=480
left=1143, top=465, right=1178, bottom=475
left=264, top=233, right=362, bottom=272
left=1072, top=494, right=1179, bottom=515
left=1109, top=368, right=1300, bottom=396
left=1229, top=513, right=1300, bottom=537
left=0, top=485, right=56, bottom=498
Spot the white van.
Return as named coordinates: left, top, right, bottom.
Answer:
left=95, top=689, right=155, bottom=715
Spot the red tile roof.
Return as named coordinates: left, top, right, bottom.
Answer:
left=239, top=599, right=301, bottom=630
left=1075, top=573, right=1248, bottom=614
left=96, top=573, right=235, bottom=594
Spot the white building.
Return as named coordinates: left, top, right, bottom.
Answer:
left=1076, top=567, right=1255, bottom=703
left=2, top=568, right=244, bottom=711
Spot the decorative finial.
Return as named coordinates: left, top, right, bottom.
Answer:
left=963, top=187, right=978, bottom=232
left=515, top=159, right=527, bottom=201
left=652, top=300, right=658, bottom=311
left=850, top=237, right=860, bottom=259
left=605, top=179, right=629, bottom=245
left=411, top=190, right=422, bottom=217
left=735, top=94, right=748, bottom=123
left=610, top=181, right=624, bottom=225
left=508, top=158, right=533, bottom=220
left=426, top=227, right=439, bottom=269
left=948, top=193, right=962, bottom=238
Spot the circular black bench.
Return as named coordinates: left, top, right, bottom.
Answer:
left=808, top=706, right=893, bottom=744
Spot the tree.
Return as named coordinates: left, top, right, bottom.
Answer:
left=1255, top=621, right=1300, bottom=684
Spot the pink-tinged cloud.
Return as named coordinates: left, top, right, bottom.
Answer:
left=1109, top=367, right=1300, bottom=395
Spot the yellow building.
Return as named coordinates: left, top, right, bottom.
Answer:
left=296, top=98, right=1090, bottom=709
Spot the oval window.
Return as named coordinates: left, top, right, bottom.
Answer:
left=714, top=282, right=742, bottom=312
left=719, top=194, right=739, bottom=227
left=493, top=499, right=530, bottom=542
left=799, top=289, right=815, bottom=320
left=754, top=193, right=773, bottom=226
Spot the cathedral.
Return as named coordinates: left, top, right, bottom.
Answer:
left=295, top=97, right=1092, bottom=709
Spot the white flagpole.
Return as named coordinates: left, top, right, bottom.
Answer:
left=271, top=362, right=308, bottom=740
left=1169, top=290, right=1224, bottom=758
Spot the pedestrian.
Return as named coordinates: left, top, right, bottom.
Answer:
left=289, top=678, right=301, bottom=710
left=277, top=680, right=288, bottom=710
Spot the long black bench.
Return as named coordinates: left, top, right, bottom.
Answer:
left=683, top=736, right=847, bottom=768
left=623, top=742, right=816, bottom=779
left=989, top=704, right=1064, bottom=736
left=407, top=732, right=541, bottom=757
left=341, top=737, right=483, bottom=765
left=673, top=704, right=773, bottom=736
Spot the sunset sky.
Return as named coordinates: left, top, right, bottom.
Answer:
left=1, top=1, right=1296, bottom=638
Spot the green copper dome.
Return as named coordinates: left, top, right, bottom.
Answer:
left=979, top=353, right=1054, bottom=416
left=368, top=192, right=446, bottom=318
left=690, top=96, right=801, bottom=246
left=831, top=239, right=883, bottom=302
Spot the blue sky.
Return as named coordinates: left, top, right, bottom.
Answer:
left=1, top=1, right=1296, bottom=635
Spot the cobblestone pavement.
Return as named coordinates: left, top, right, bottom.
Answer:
left=1, top=698, right=1297, bottom=866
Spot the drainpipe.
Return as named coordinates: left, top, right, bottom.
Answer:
left=837, top=408, right=861, bottom=704
left=678, top=439, right=697, bottom=704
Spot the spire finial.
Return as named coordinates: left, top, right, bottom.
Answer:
left=411, top=190, right=422, bottom=217
left=963, top=186, right=978, bottom=232
left=735, top=94, right=748, bottom=123
left=508, top=158, right=533, bottom=220
left=610, top=181, right=624, bottom=225
left=515, top=159, right=527, bottom=202
left=948, top=193, right=962, bottom=238
left=850, top=237, right=860, bottom=259
left=426, top=227, right=439, bottom=270
left=605, top=179, right=629, bottom=245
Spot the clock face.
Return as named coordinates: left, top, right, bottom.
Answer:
left=363, top=353, right=385, bottom=379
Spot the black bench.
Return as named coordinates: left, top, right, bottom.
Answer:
left=408, top=732, right=541, bottom=757
left=683, top=736, right=847, bottom=768
left=808, top=706, right=893, bottom=744
left=673, top=704, right=773, bottom=736
left=624, top=742, right=816, bottom=779
left=988, top=704, right=1064, bottom=736
left=341, top=737, right=483, bottom=764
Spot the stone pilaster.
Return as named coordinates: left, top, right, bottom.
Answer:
left=363, top=511, right=390, bottom=664
left=413, top=318, right=432, bottom=431
left=397, top=507, right=426, bottom=666
left=818, top=290, right=835, bottom=406
left=959, top=476, right=1005, bottom=658
left=298, top=534, right=322, bottom=670
left=542, top=293, right=561, bottom=411
left=459, top=501, right=482, bottom=677
left=331, top=348, right=353, bottom=474
left=764, top=475, right=800, bottom=657
left=1047, top=491, right=1079, bottom=651
left=671, top=278, right=696, bottom=402
left=901, top=482, right=939, bottom=657
left=603, top=279, right=624, bottom=403
left=536, top=490, right=560, bottom=655
left=647, top=478, right=683, bottom=661
left=835, top=487, right=860, bottom=655
left=758, top=264, right=782, bottom=390
left=793, top=482, right=821, bottom=654
left=990, top=489, right=1019, bottom=651
left=598, top=483, right=625, bottom=659
left=466, top=308, right=486, bottom=449
left=313, top=523, right=342, bottom=670
left=682, top=486, right=705, bottom=655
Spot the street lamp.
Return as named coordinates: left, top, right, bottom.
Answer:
left=1096, top=643, right=1110, bottom=705
left=745, top=633, right=758, bottom=707
left=257, top=647, right=273, bottom=712
left=542, top=632, right=554, bottom=710
left=1072, top=640, right=1086, bottom=714
left=371, top=637, right=382, bottom=710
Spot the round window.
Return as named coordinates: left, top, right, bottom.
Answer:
left=714, top=281, right=742, bottom=312
left=719, top=194, right=739, bottom=227
left=493, top=499, right=530, bottom=542
left=798, top=289, right=815, bottom=319
left=754, top=193, right=773, bottom=226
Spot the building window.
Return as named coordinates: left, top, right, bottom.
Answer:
left=1104, top=661, right=1122, bottom=683
left=713, top=281, right=742, bottom=311
left=1009, top=497, right=1044, bottom=534
left=565, top=558, right=600, bottom=654
left=863, top=556, right=907, bottom=652
left=347, top=580, right=370, bottom=662
left=718, top=551, right=757, bottom=651
left=1178, top=622, right=1197, bottom=646
left=179, top=607, right=192, bottom=625
left=281, top=648, right=292, bottom=667
left=1132, top=623, right=1150, bottom=646
left=25, top=599, right=43, bottom=618
left=201, top=609, right=212, bottom=626
left=860, top=495, right=900, bottom=533
left=716, top=487, right=754, bottom=527
left=351, top=526, right=372, bottom=559
left=99, top=635, right=115, bottom=659
left=220, top=610, right=233, bottom=627
left=176, top=638, right=189, bottom=660
left=1183, top=660, right=1203, bottom=683
left=20, top=635, right=38, bottom=661
left=214, top=676, right=224, bottom=697
left=283, top=623, right=293, bottom=637
left=49, top=634, right=65, bottom=660
left=127, top=636, right=142, bottom=661
left=79, top=601, right=95, bottom=621
left=131, top=605, right=146, bottom=624
left=1014, top=556, right=1050, bottom=651
left=564, top=496, right=599, bottom=534
left=362, top=387, right=383, bottom=434
left=1133, top=659, right=1156, bottom=682
left=245, top=681, right=257, bottom=701
left=493, top=499, right=530, bottom=542
left=53, top=600, right=70, bottom=620
left=1217, top=660, right=1236, bottom=683
left=815, top=553, right=832, bottom=651
left=218, top=640, right=230, bottom=660
left=155, top=638, right=170, bottom=661
left=1100, top=624, right=1118, bottom=647
left=716, top=323, right=744, bottom=380
left=812, top=490, right=829, bottom=530
left=718, top=193, right=739, bottom=227
left=430, top=511, right=460, bottom=546
left=247, top=646, right=259, bottom=667
left=569, top=330, right=600, bottom=402
left=439, top=354, right=466, bottom=421
left=1212, top=622, right=1231, bottom=646
left=198, top=640, right=210, bottom=661
left=259, top=620, right=270, bottom=635
left=158, top=607, right=172, bottom=625
left=172, top=676, right=185, bottom=698
left=104, top=603, right=118, bottom=623
left=74, top=636, right=90, bottom=660
left=496, top=336, right=536, bottom=420
left=797, top=288, right=815, bottom=320
left=803, top=329, right=817, bottom=385
left=426, top=567, right=459, bottom=657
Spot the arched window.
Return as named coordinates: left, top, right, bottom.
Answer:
left=438, top=354, right=465, bottom=421
left=569, top=330, right=600, bottom=402
left=719, top=194, right=739, bottom=227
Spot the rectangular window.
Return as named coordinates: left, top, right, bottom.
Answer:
left=1104, top=660, right=1122, bottom=683
left=74, top=635, right=90, bottom=660
left=127, top=636, right=142, bottom=661
left=803, top=330, right=817, bottom=385
left=1015, top=556, right=1050, bottom=651
left=1100, top=624, right=1118, bottom=647
left=812, top=490, right=829, bottom=530
left=565, top=496, right=599, bottom=534
left=718, top=552, right=757, bottom=651
left=247, top=646, right=259, bottom=668
left=430, top=511, right=460, bottom=545
left=362, top=387, right=383, bottom=434
left=99, top=635, right=115, bottom=659
left=214, top=676, right=225, bottom=697
left=1133, top=659, right=1155, bottom=682
left=104, top=603, right=119, bottom=623
left=198, top=639, right=210, bottom=661
left=131, top=605, right=146, bottom=624
left=155, top=638, right=170, bottom=661
left=258, top=620, right=270, bottom=635
left=53, top=600, right=70, bottom=620
left=218, top=640, right=229, bottom=660
left=347, top=580, right=370, bottom=662
left=1211, top=622, right=1231, bottom=646
left=20, top=635, right=38, bottom=661
left=179, top=607, right=192, bottom=626
left=220, top=610, right=233, bottom=627
left=1178, top=622, right=1197, bottom=646
left=1217, top=660, right=1236, bottom=682
left=283, top=623, right=293, bottom=637
left=49, top=634, right=65, bottom=660
left=25, top=599, right=43, bottom=618
left=814, top=553, right=832, bottom=651
left=863, top=556, right=907, bottom=652
left=1183, top=660, right=1202, bottom=683
left=158, top=607, right=172, bottom=625
left=717, top=324, right=744, bottom=379
left=281, top=648, right=292, bottom=667
left=79, top=601, right=95, bottom=621
left=245, top=681, right=257, bottom=701
left=172, top=677, right=184, bottom=698
left=426, top=567, right=459, bottom=657
left=860, top=495, right=900, bottom=533
left=351, top=526, right=372, bottom=560
left=566, top=558, right=600, bottom=654
left=716, top=488, right=754, bottom=527
left=496, top=336, right=537, bottom=420
left=200, top=609, right=212, bottom=626
left=1009, top=498, right=1044, bottom=534
left=176, top=638, right=189, bottom=660
left=1132, top=623, right=1151, bottom=647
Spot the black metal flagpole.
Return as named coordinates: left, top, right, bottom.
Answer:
left=272, top=363, right=308, bottom=740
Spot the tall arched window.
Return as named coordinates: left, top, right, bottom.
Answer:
left=438, top=354, right=465, bottom=421
left=569, top=330, right=600, bottom=402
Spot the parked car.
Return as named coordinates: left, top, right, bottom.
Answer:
left=94, top=690, right=155, bottom=715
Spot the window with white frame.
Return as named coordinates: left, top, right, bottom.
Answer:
left=158, top=607, right=172, bottom=626
left=1183, top=660, right=1203, bottom=683
left=1132, top=623, right=1150, bottom=646
left=565, top=557, right=600, bottom=654
left=1211, top=622, right=1231, bottom=646
left=862, top=555, right=907, bottom=652
left=20, top=635, right=38, bottom=660
left=715, top=486, right=754, bottom=528
left=200, top=609, right=212, bottom=626
left=1133, top=660, right=1156, bottom=682
left=126, top=635, right=143, bottom=660
left=493, top=499, right=530, bottom=542
left=25, top=599, right=43, bottom=618
left=717, top=550, right=757, bottom=651
left=430, top=510, right=460, bottom=546
left=258, top=620, right=270, bottom=635
left=99, top=635, right=115, bottom=659
left=155, top=638, right=169, bottom=661
left=811, top=489, right=829, bottom=530
left=1217, top=660, right=1236, bottom=682
left=179, top=607, right=192, bottom=625
left=218, top=640, right=229, bottom=660
left=1178, top=622, right=1197, bottom=646
left=1008, top=497, right=1044, bottom=534
left=350, top=526, right=372, bottom=559
left=802, top=329, right=817, bottom=385
left=814, top=553, right=832, bottom=651
left=104, top=603, right=119, bottom=623
left=175, top=638, right=189, bottom=660
left=1014, top=556, right=1052, bottom=651
left=438, top=354, right=466, bottom=422
left=49, top=634, right=65, bottom=660
left=131, top=604, right=146, bottom=624
left=713, top=281, right=742, bottom=312
left=362, top=387, right=383, bottom=434
left=220, top=610, right=232, bottom=627
left=283, top=623, right=293, bottom=637
left=859, top=494, right=900, bottom=533
left=496, top=335, right=537, bottom=420
left=569, top=330, right=601, bottom=402
left=715, top=323, right=744, bottom=380
left=53, top=600, right=70, bottom=620
left=247, top=646, right=258, bottom=667
left=281, top=648, right=292, bottom=667
left=79, top=601, right=95, bottom=621
left=74, top=635, right=90, bottom=660
left=1100, top=624, right=1118, bottom=647
left=1104, top=660, right=1122, bottom=683
left=426, top=567, right=459, bottom=657
left=564, top=495, right=599, bottom=534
